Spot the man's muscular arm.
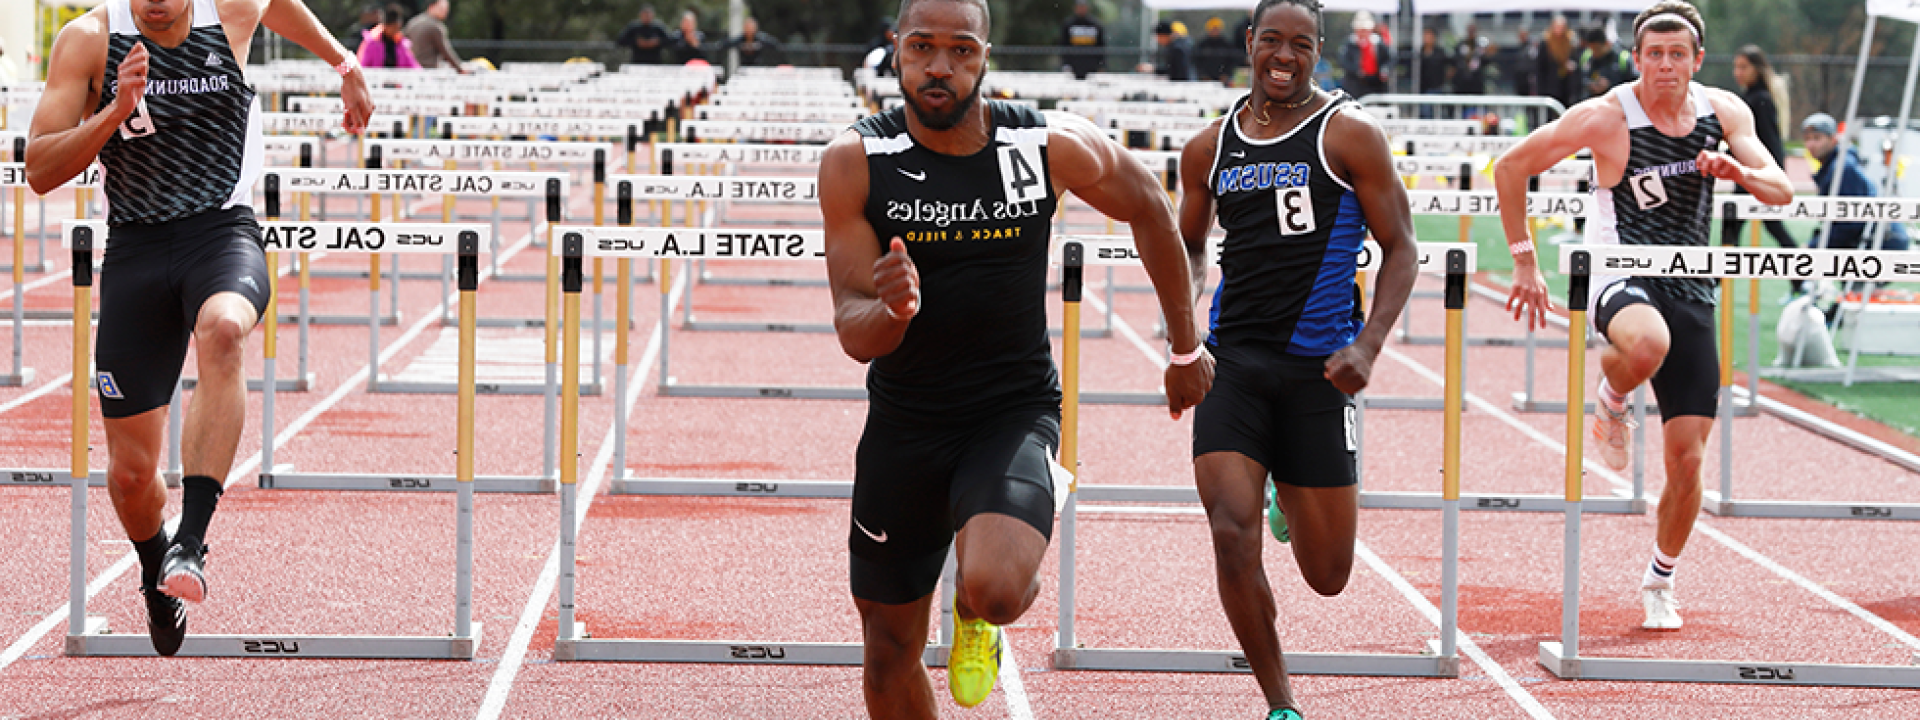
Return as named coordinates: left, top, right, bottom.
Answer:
left=28, top=13, right=132, bottom=195
left=820, top=130, right=913, bottom=363
left=1176, top=121, right=1223, bottom=307
left=1702, top=89, right=1792, bottom=205
left=1045, top=110, right=1212, bottom=416
left=1324, top=105, right=1417, bottom=395
left=258, top=0, right=373, bottom=132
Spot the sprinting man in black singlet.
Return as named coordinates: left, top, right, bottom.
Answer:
left=1496, top=1, right=1790, bottom=632
left=1175, top=1, right=1418, bottom=717
left=818, top=0, right=1213, bottom=715
left=29, top=0, right=373, bottom=656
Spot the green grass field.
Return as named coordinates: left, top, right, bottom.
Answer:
left=1412, top=213, right=1920, bottom=438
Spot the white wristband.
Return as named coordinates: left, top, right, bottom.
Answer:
left=1509, top=240, right=1536, bottom=256
left=1169, top=346, right=1205, bottom=366
left=335, top=56, right=360, bottom=77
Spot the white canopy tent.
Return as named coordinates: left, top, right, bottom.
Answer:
left=1143, top=0, right=1400, bottom=11
left=1410, top=0, right=1646, bottom=11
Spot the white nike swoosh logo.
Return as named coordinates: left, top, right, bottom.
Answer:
left=1229, top=151, right=1246, bottom=158
left=898, top=168, right=927, bottom=182
left=854, top=518, right=887, bottom=543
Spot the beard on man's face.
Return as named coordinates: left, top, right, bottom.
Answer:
left=902, top=71, right=986, bottom=131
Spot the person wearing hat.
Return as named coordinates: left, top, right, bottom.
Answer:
left=1338, top=10, right=1391, bottom=97
left=616, top=5, right=671, bottom=65
left=1196, top=16, right=1240, bottom=83
left=1151, top=19, right=1195, bottom=81
left=1580, top=24, right=1636, bottom=101
left=1801, top=112, right=1909, bottom=254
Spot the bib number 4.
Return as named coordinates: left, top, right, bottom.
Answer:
left=998, top=143, right=1046, bottom=205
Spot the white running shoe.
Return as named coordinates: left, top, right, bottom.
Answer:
left=1591, top=402, right=1634, bottom=471
left=1641, top=586, right=1683, bottom=630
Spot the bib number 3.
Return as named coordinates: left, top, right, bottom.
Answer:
left=1276, top=186, right=1315, bottom=235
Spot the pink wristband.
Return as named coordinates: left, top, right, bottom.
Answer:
left=335, top=56, right=360, bottom=77
left=1169, top=346, right=1205, bottom=366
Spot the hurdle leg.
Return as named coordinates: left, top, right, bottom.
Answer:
left=1718, top=276, right=1734, bottom=509
left=66, top=226, right=106, bottom=649
left=1054, top=242, right=1084, bottom=663
left=613, top=258, right=631, bottom=482
left=1437, top=251, right=1466, bottom=666
left=556, top=233, right=584, bottom=641
left=456, top=233, right=480, bottom=639
left=1540, top=251, right=1591, bottom=677
left=262, top=250, right=280, bottom=479
left=6, top=184, right=27, bottom=385
left=367, top=204, right=383, bottom=392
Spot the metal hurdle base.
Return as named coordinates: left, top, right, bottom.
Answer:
left=1053, top=638, right=1459, bottom=677
left=0, top=368, right=33, bottom=386
left=1509, top=394, right=1758, bottom=417
left=67, top=621, right=481, bottom=660
left=681, top=319, right=834, bottom=334
left=659, top=378, right=867, bottom=400
left=260, top=467, right=555, bottom=493
left=1702, top=491, right=1920, bottom=521
left=6, top=470, right=180, bottom=488
left=556, top=636, right=947, bottom=666
left=280, top=312, right=402, bottom=327
left=1538, top=642, right=1920, bottom=688
left=374, top=376, right=604, bottom=396
left=1077, top=484, right=1645, bottom=515
left=614, top=475, right=851, bottom=497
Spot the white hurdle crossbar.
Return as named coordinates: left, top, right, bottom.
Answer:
left=1540, top=246, right=1920, bottom=689
left=64, top=224, right=484, bottom=658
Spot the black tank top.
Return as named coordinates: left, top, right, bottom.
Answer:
left=1207, top=92, right=1366, bottom=357
left=96, top=0, right=262, bottom=226
left=853, top=101, right=1062, bottom=421
left=1590, top=83, right=1721, bottom=305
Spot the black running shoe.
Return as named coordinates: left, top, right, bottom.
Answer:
left=159, top=540, right=208, bottom=604
left=142, top=586, right=187, bottom=656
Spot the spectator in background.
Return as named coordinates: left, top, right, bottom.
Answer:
left=1195, top=17, right=1239, bottom=83
left=616, top=5, right=671, bottom=65
left=358, top=4, right=420, bottom=69
left=343, top=3, right=382, bottom=54
left=1724, top=46, right=1802, bottom=286
left=728, top=16, right=781, bottom=67
left=1506, top=28, right=1536, bottom=97
left=406, top=0, right=466, bottom=73
left=1339, top=10, right=1391, bottom=98
left=1149, top=20, right=1194, bottom=81
left=670, top=10, right=707, bottom=64
left=1579, top=25, right=1635, bottom=101
left=1802, top=113, right=1908, bottom=252
left=865, top=17, right=897, bottom=77
left=1454, top=36, right=1495, bottom=117
left=1534, top=14, right=1580, bottom=110
left=1415, top=26, right=1452, bottom=117
left=1060, top=1, right=1105, bottom=79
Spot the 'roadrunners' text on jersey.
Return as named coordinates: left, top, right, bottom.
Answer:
left=1207, top=92, right=1366, bottom=357
left=854, top=101, right=1062, bottom=420
left=96, top=0, right=263, bottom=226
left=1587, top=82, right=1722, bottom=305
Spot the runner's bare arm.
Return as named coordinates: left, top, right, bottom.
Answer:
left=820, top=130, right=911, bottom=363
left=1492, top=100, right=1615, bottom=329
left=1177, top=121, right=1223, bottom=307
left=256, top=0, right=373, bottom=132
left=1702, top=89, right=1792, bottom=205
left=1324, top=105, right=1417, bottom=394
left=1044, top=110, right=1212, bottom=416
left=27, top=12, right=123, bottom=195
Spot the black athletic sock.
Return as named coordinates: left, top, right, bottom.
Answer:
left=175, top=475, right=224, bottom=548
left=133, top=528, right=171, bottom=589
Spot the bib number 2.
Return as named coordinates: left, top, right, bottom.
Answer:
left=1276, top=187, right=1315, bottom=235
left=120, top=97, right=156, bottom=140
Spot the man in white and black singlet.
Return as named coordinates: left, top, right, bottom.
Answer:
left=1495, top=1, right=1791, bottom=632
left=818, top=0, right=1213, bottom=715
left=28, top=0, right=373, bottom=656
left=1176, top=1, right=1419, bottom=717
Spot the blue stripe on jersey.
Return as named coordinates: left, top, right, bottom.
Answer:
left=1206, top=278, right=1226, bottom=345
left=1286, top=190, right=1366, bottom=356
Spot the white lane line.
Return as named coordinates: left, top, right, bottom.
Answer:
left=1380, top=344, right=1920, bottom=652
left=0, top=372, right=70, bottom=415
left=1001, top=631, right=1036, bottom=720
left=474, top=271, right=677, bottom=720
left=1354, top=541, right=1557, bottom=719
left=1088, top=294, right=1555, bottom=716
left=0, top=224, right=546, bottom=674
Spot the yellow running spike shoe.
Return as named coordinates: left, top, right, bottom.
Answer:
left=949, top=617, right=1002, bottom=707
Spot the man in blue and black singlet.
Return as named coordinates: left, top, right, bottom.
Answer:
left=1174, top=1, right=1418, bottom=718
left=1496, top=1, right=1791, bottom=632
left=29, top=0, right=373, bottom=656
left=818, top=0, right=1213, bottom=715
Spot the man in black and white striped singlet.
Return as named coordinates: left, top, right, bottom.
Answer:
left=28, top=0, right=372, bottom=656
left=1494, top=2, right=1791, bottom=632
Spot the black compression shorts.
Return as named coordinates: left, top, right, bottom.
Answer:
left=1592, top=277, right=1719, bottom=421
left=848, top=406, right=1061, bottom=605
left=95, top=206, right=270, bottom=418
left=1192, top=341, right=1358, bottom=488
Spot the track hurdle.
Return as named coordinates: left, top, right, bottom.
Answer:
left=1049, top=240, right=1464, bottom=677
left=1, top=134, right=52, bottom=276
left=243, top=176, right=548, bottom=495
left=1538, top=246, right=1920, bottom=687
left=64, top=224, right=485, bottom=658
left=1, top=161, right=102, bottom=322
left=547, top=229, right=956, bottom=666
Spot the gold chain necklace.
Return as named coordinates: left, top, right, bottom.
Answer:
left=1246, top=88, right=1316, bottom=126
